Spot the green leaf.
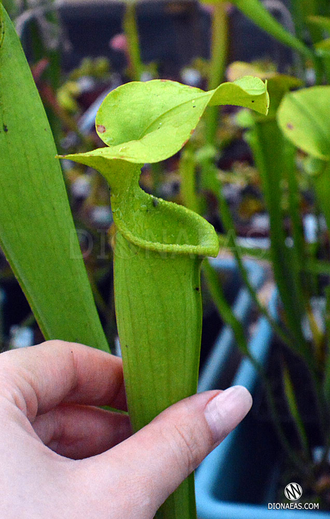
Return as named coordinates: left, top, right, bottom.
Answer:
left=246, top=120, right=310, bottom=362
left=277, top=86, right=330, bottom=160
left=228, top=63, right=302, bottom=117
left=308, top=15, right=330, bottom=36
left=314, top=37, right=330, bottom=56
left=64, top=77, right=268, bottom=166
left=230, top=0, right=313, bottom=60
left=239, top=75, right=307, bottom=356
left=0, top=6, right=109, bottom=351
left=283, top=363, right=309, bottom=456
left=278, top=88, right=330, bottom=256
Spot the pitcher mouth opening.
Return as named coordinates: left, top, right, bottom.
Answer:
left=114, top=193, right=220, bottom=258
left=59, top=152, right=219, bottom=258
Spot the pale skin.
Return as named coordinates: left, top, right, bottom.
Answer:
left=0, top=340, right=252, bottom=519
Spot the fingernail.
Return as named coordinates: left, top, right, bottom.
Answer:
left=204, top=386, right=253, bottom=444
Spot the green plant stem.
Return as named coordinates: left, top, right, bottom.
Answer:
left=249, top=120, right=330, bottom=443
left=123, top=0, right=143, bottom=80
left=289, top=0, right=308, bottom=41
left=204, top=243, right=315, bottom=475
left=209, top=296, right=315, bottom=475
left=216, top=241, right=330, bottom=278
left=202, top=259, right=249, bottom=355
left=179, top=146, right=200, bottom=214
left=181, top=146, right=251, bottom=360
left=324, top=285, right=330, bottom=405
left=88, top=272, right=109, bottom=319
left=285, top=144, right=305, bottom=272
left=320, top=284, right=330, bottom=469
left=285, top=147, right=321, bottom=350
left=150, top=162, right=163, bottom=196
left=198, top=151, right=298, bottom=352
left=225, top=230, right=297, bottom=350
left=249, top=120, right=312, bottom=363
left=291, top=0, right=325, bottom=44
left=314, top=164, right=330, bottom=411
left=283, top=362, right=310, bottom=457
left=253, top=354, right=314, bottom=476
left=282, top=200, right=329, bottom=455
left=105, top=277, right=117, bottom=355
left=231, top=0, right=314, bottom=61
left=193, top=155, right=312, bottom=474
left=305, top=258, right=330, bottom=276
left=26, top=2, right=62, bottom=146
left=287, top=192, right=330, bottom=461
left=208, top=1, right=228, bottom=91
left=155, top=477, right=196, bottom=519
left=217, top=233, right=271, bottom=260
left=312, top=161, right=330, bottom=234
left=321, top=54, right=330, bottom=85
left=206, top=0, right=228, bottom=144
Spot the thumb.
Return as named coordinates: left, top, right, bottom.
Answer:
left=99, top=385, right=252, bottom=516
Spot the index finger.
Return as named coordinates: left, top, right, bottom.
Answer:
left=0, top=340, right=126, bottom=421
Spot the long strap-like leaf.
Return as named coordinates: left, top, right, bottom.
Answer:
left=0, top=6, right=109, bottom=351
left=231, top=0, right=314, bottom=61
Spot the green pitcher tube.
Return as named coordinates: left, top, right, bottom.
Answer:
left=113, top=224, right=213, bottom=519
left=102, top=159, right=220, bottom=431
left=65, top=157, right=219, bottom=518
left=59, top=154, right=219, bottom=433
left=115, top=234, right=205, bottom=429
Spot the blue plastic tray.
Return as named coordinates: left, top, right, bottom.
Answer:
left=196, top=290, right=330, bottom=518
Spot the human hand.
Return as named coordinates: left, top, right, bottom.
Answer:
left=0, top=340, right=252, bottom=518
